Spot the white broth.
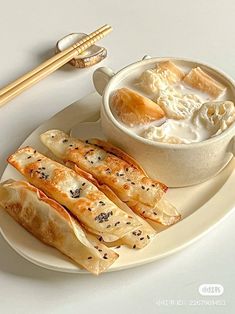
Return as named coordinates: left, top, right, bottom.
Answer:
left=110, top=61, right=235, bottom=144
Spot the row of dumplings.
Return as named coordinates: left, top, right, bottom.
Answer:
left=0, top=130, right=180, bottom=274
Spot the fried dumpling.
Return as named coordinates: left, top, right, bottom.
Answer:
left=7, top=147, right=141, bottom=240
left=66, top=162, right=156, bottom=249
left=40, top=130, right=181, bottom=226
left=111, top=87, right=165, bottom=126
left=0, top=180, right=118, bottom=275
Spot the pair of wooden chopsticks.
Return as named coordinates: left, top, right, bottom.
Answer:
left=0, top=24, right=112, bottom=108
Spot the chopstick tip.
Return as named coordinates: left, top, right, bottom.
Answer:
left=101, top=24, right=112, bottom=31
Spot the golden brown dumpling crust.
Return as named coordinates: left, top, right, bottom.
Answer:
left=0, top=180, right=118, bottom=275
left=7, top=147, right=140, bottom=239
left=40, top=130, right=181, bottom=226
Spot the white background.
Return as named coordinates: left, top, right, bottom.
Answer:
left=0, top=0, right=235, bottom=313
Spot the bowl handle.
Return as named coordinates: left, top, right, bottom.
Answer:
left=93, top=67, right=115, bottom=95
left=93, top=56, right=152, bottom=95
left=142, top=55, right=152, bottom=60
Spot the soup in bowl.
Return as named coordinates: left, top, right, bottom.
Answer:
left=93, top=57, right=235, bottom=187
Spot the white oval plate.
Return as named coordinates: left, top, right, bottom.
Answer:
left=1, top=92, right=235, bottom=273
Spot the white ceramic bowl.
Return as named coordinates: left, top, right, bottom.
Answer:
left=93, top=57, right=235, bottom=187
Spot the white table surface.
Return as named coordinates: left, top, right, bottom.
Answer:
left=0, top=0, right=235, bottom=313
